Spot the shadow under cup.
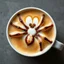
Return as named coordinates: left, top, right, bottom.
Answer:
left=6, top=7, right=64, bottom=57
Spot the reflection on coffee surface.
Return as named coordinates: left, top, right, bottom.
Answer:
left=8, top=9, right=55, bottom=55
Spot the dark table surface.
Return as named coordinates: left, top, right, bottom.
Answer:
left=0, top=0, right=64, bottom=64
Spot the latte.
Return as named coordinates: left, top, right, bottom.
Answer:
left=8, top=9, right=55, bottom=55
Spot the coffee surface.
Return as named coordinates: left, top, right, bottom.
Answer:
left=8, top=9, right=55, bottom=55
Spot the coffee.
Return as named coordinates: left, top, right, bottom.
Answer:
left=8, top=9, right=55, bottom=55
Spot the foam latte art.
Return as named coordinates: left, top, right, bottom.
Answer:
left=8, top=9, right=55, bottom=54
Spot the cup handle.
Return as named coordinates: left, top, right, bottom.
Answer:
left=53, top=40, right=64, bottom=50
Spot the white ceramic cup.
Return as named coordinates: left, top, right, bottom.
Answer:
left=6, top=7, right=64, bottom=57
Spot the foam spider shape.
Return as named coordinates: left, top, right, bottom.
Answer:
left=9, top=14, right=53, bottom=51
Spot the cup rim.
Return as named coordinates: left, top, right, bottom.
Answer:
left=6, top=7, right=57, bottom=57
